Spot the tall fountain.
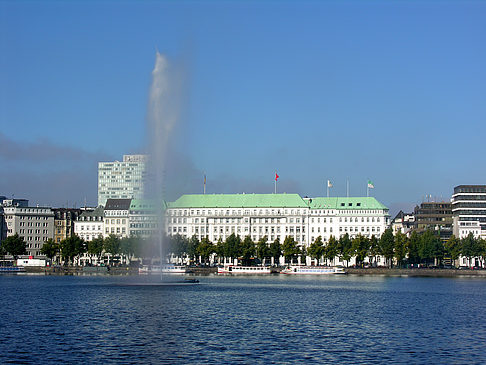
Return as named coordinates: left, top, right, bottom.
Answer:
left=146, top=52, right=179, bottom=279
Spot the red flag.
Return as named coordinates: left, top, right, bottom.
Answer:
left=275, top=172, right=279, bottom=181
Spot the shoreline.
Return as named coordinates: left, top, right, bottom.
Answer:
left=18, top=266, right=486, bottom=278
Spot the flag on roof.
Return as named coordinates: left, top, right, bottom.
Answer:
left=275, top=172, right=279, bottom=181
left=327, top=180, right=333, bottom=188
left=368, top=180, right=374, bottom=189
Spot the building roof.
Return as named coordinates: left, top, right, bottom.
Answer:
left=307, top=197, right=388, bottom=210
left=79, top=206, right=104, bottom=218
left=167, top=193, right=308, bottom=209
left=167, top=194, right=389, bottom=211
left=129, top=199, right=158, bottom=211
left=105, top=199, right=132, bottom=210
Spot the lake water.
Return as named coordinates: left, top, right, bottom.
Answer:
left=1, top=273, right=486, bottom=364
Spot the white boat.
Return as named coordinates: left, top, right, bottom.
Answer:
left=280, top=266, right=347, bottom=275
left=217, top=265, right=273, bottom=274
left=139, top=264, right=187, bottom=274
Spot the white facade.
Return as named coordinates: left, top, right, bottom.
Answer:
left=98, top=154, right=147, bottom=207
left=74, top=207, right=104, bottom=242
left=165, top=194, right=390, bottom=248
left=103, top=199, right=131, bottom=238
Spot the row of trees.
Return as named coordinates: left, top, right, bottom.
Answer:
left=2, top=229, right=485, bottom=268
left=166, top=230, right=486, bottom=268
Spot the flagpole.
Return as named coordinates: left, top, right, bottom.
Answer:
left=327, top=182, right=329, bottom=198
left=203, top=174, right=206, bottom=195
left=346, top=179, right=349, bottom=197
left=275, top=171, right=277, bottom=194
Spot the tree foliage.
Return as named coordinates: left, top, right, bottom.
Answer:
left=2, top=234, right=27, bottom=259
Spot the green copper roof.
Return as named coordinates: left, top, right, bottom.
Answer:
left=167, top=193, right=308, bottom=209
left=130, top=199, right=157, bottom=210
left=308, top=197, right=388, bottom=210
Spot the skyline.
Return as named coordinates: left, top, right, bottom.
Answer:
left=1, top=1, right=485, bottom=215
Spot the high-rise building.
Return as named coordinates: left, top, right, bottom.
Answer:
left=452, top=185, right=486, bottom=239
left=98, top=155, right=147, bottom=207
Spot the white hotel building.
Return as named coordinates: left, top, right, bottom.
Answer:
left=165, top=193, right=390, bottom=247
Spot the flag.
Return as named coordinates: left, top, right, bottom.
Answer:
left=327, top=180, right=333, bottom=188
left=204, top=175, right=206, bottom=185
left=275, top=172, right=279, bottom=181
left=368, top=180, right=374, bottom=189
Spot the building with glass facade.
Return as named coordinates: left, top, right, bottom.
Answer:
left=97, top=155, right=147, bottom=207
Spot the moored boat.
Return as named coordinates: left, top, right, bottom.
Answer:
left=139, top=264, right=187, bottom=274
left=0, top=266, right=26, bottom=273
left=280, top=266, right=346, bottom=275
left=217, top=265, right=273, bottom=274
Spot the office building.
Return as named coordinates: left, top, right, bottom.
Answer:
left=452, top=185, right=486, bottom=239
left=98, top=154, right=147, bottom=207
left=3, top=201, right=54, bottom=257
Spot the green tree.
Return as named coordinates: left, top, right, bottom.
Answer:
left=307, top=236, right=325, bottom=265
left=407, top=231, right=420, bottom=266
left=461, top=233, right=479, bottom=267
left=104, top=234, right=121, bottom=256
left=379, top=228, right=395, bottom=268
left=196, top=237, right=214, bottom=264
left=269, top=238, right=281, bottom=266
left=394, top=231, right=407, bottom=268
left=256, top=236, right=270, bottom=265
left=60, top=235, right=86, bottom=265
left=444, top=235, right=461, bottom=268
left=418, top=230, right=441, bottom=267
left=40, top=239, right=59, bottom=262
left=214, top=238, right=225, bottom=265
left=87, top=236, right=104, bottom=265
left=186, top=235, right=200, bottom=263
left=324, top=236, right=338, bottom=265
left=337, top=233, right=352, bottom=267
left=368, top=235, right=379, bottom=266
left=281, top=236, right=300, bottom=265
left=240, top=236, right=255, bottom=266
left=224, top=233, right=241, bottom=261
left=352, top=235, right=370, bottom=267
left=2, top=234, right=27, bottom=260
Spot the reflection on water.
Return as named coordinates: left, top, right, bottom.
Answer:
left=1, top=275, right=485, bottom=364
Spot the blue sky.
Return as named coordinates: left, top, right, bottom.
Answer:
left=1, top=1, right=485, bottom=215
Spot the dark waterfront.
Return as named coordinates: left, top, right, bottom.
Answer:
left=1, top=274, right=486, bottom=364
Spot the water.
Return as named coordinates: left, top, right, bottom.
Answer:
left=1, top=274, right=486, bottom=364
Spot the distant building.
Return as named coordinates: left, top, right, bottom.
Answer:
left=3, top=204, right=54, bottom=257
left=391, top=210, right=415, bottom=236
left=414, top=201, right=452, bottom=242
left=98, top=154, right=147, bottom=207
left=74, top=206, right=104, bottom=242
left=452, top=185, right=486, bottom=239
left=129, top=199, right=160, bottom=238
left=53, top=208, right=82, bottom=243
left=103, top=199, right=131, bottom=238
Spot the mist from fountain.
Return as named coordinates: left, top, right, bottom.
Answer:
left=145, top=52, right=180, bottom=278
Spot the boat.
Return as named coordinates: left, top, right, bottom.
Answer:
left=139, top=264, right=187, bottom=274
left=0, top=266, right=26, bottom=273
left=280, top=266, right=347, bottom=275
left=217, top=265, right=273, bottom=274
